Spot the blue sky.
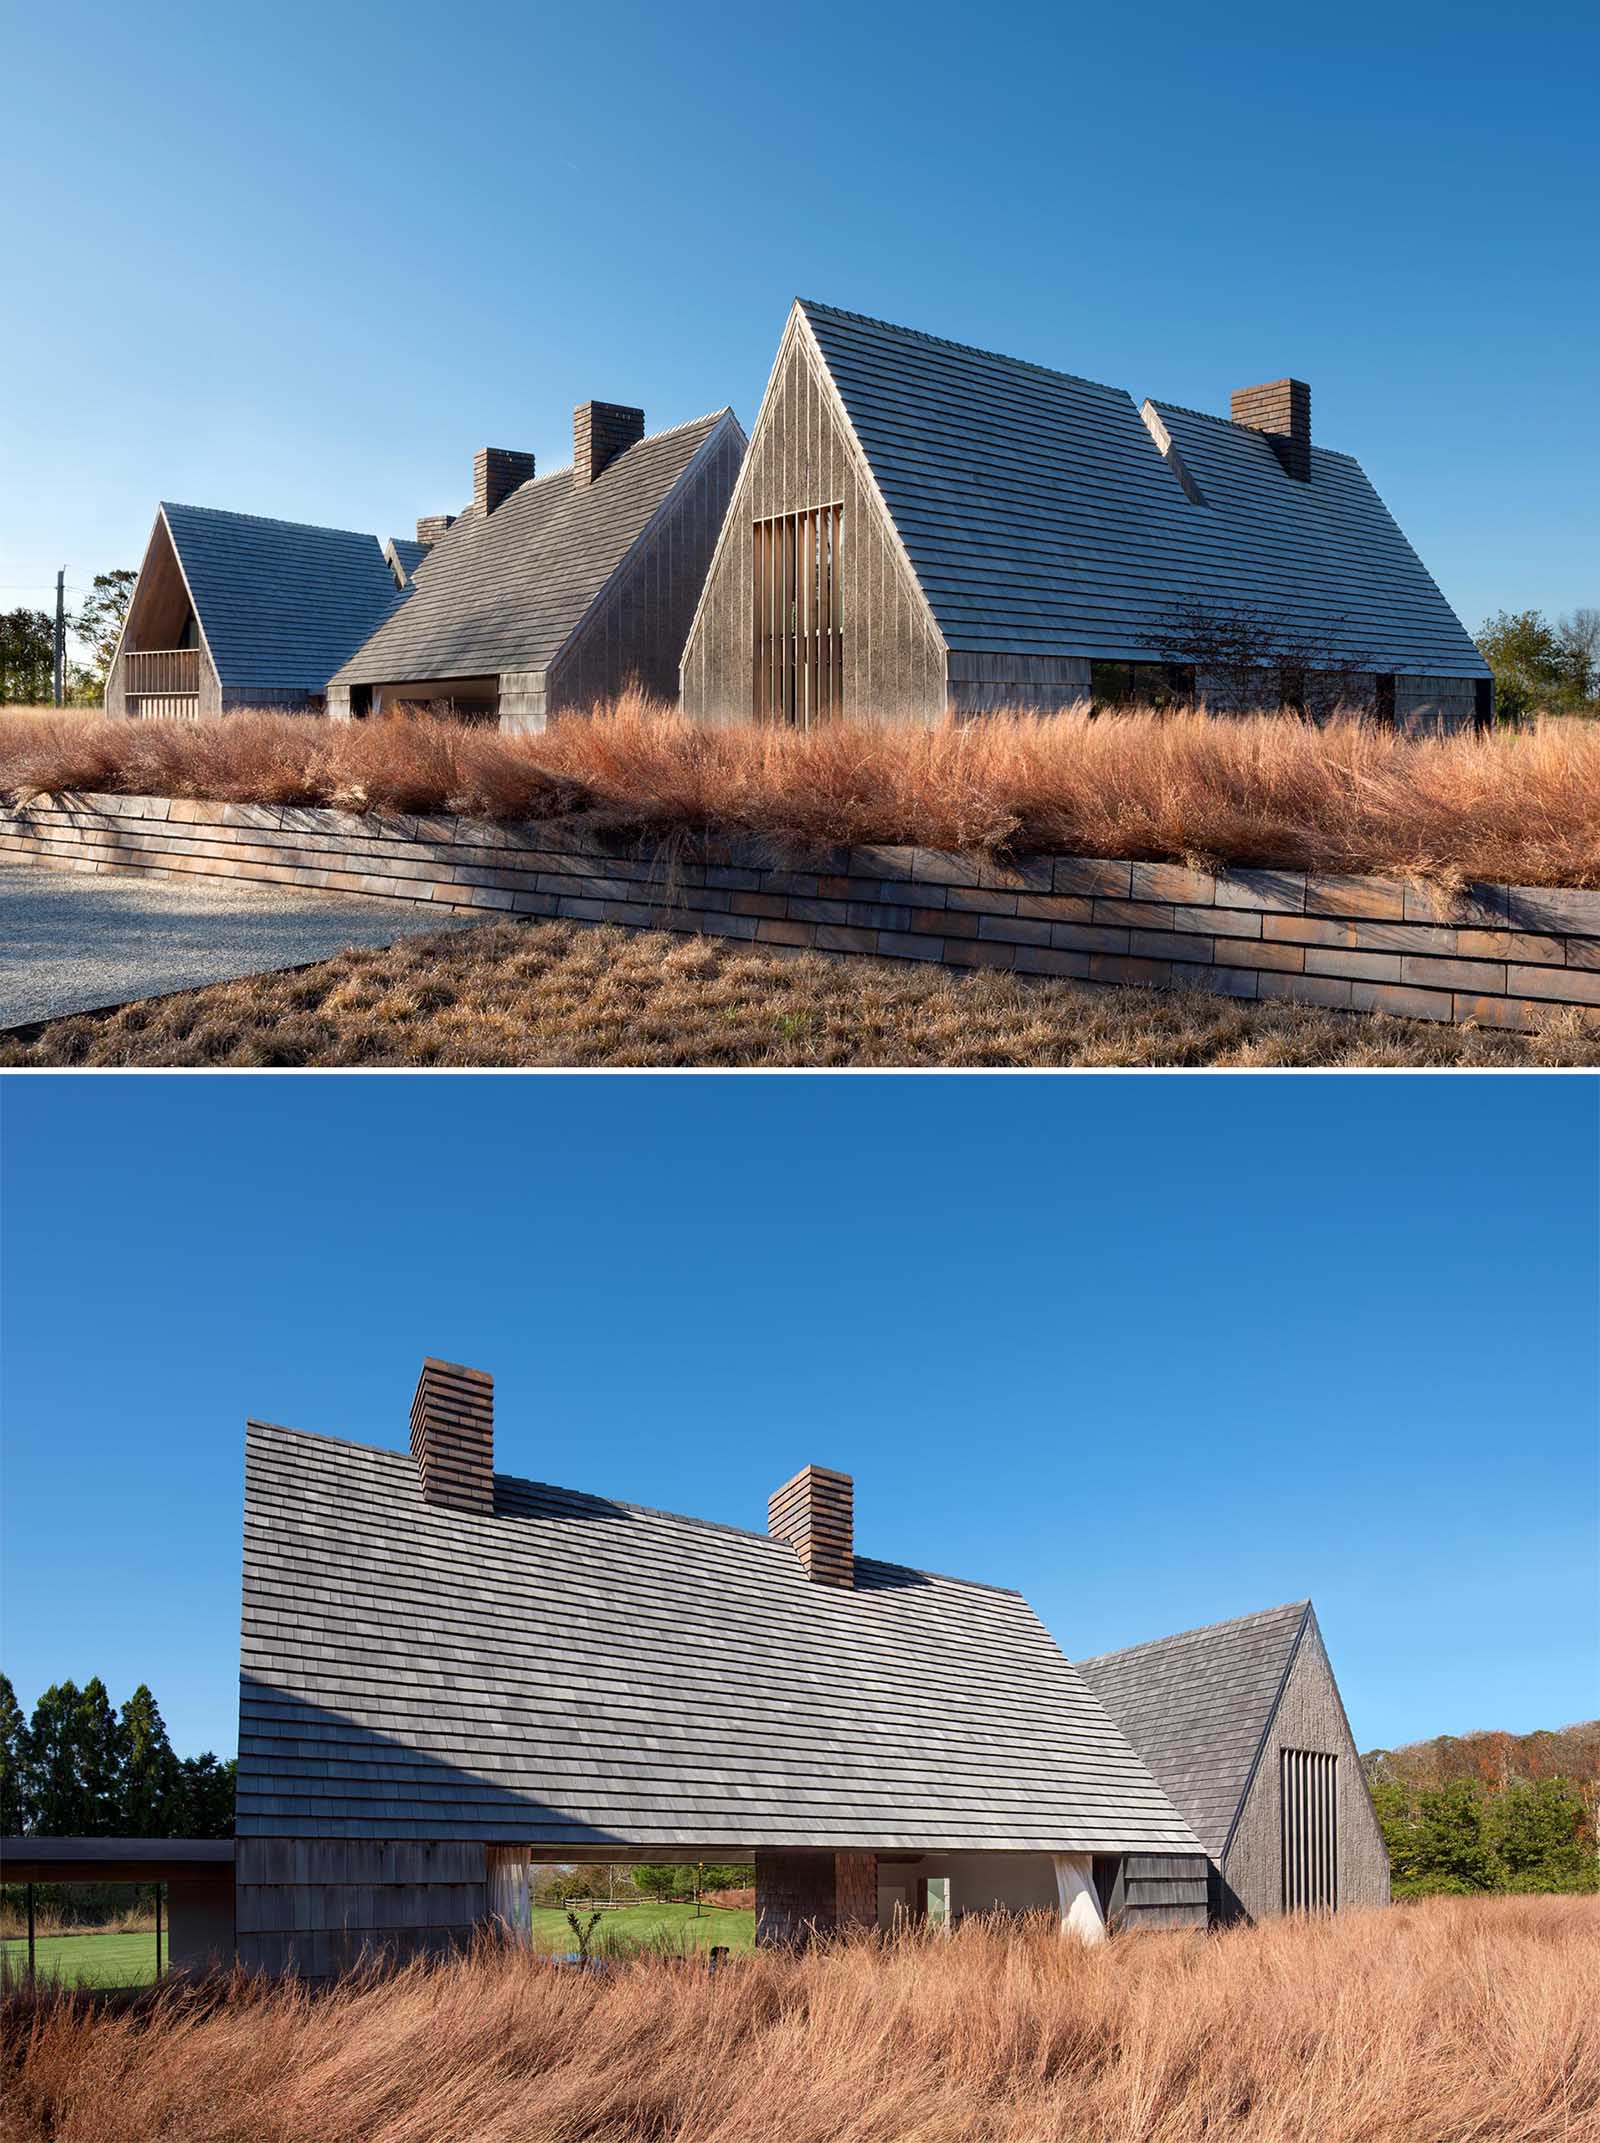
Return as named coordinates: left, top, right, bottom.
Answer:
left=3, top=0, right=1596, bottom=642
left=2, top=1073, right=1595, bottom=1763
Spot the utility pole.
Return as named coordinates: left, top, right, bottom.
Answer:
left=53, top=568, right=65, bottom=705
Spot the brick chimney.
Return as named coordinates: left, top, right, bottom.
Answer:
left=574, top=401, right=644, bottom=487
left=415, top=513, right=455, bottom=546
left=473, top=448, right=536, bottom=517
left=1231, top=378, right=1311, bottom=482
left=410, top=1358, right=494, bottom=1515
left=769, top=1464, right=853, bottom=1587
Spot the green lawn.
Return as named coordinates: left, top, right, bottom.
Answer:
left=2, top=1930, right=165, bottom=1987
left=530, top=1903, right=755, bottom=1954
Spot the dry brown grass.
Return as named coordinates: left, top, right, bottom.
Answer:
left=4, top=700, right=1599, bottom=888
left=3, top=1897, right=1595, bottom=2143
left=1, top=919, right=1592, bottom=1068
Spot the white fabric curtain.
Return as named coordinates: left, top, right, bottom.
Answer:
left=1051, top=1853, right=1107, bottom=1944
left=488, top=1853, right=533, bottom=1943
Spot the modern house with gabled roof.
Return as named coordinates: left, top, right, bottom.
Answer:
left=326, top=403, right=746, bottom=729
left=235, top=1359, right=1219, bottom=1973
left=106, top=503, right=415, bottom=720
left=1078, top=1600, right=1390, bottom=1923
left=680, top=299, right=1491, bottom=730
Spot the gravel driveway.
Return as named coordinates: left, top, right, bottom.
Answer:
left=0, top=866, right=478, bottom=1030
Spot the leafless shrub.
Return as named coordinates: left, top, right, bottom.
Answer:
left=1158, top=595, right=1379, bottom=718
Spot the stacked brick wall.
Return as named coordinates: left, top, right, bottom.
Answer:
left=5, top=793, right=1599, bottom=1035
left=409, top=1358, right=494, bottom=1516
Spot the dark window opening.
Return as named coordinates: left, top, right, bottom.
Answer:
left=1474, top=677, right=1495, bottom=731
left=1374, top=674, right=1396, bottom=726
left=753, top=506, right=844, bottom=725
left=1089, top=660, right=1195, bottom=711
left=1281, top=1748, right=1338, bottom=1914
left=1278, top=663, right=1309, bottom=718
left=350, top=685, right=373, bottom=719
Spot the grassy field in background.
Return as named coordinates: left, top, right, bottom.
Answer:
left=2, top=1930, right=164, bottom=1987
left=2, top=917, right=1592, bottom=1069
left=529, top=1903, right=754, bottom=1953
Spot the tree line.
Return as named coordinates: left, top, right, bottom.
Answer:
left=0, top=1673, right=234, bottom=1840
left=1475, top=608, right=1599, bottom=720
left=1363, top=1722, right=1598, bottom=1897
left=0, top=569, right=136, bottom=705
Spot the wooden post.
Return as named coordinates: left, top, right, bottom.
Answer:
left=26, top=1883, right=35, bottom=1982
left=155, top=1883, right=163, bottom=1979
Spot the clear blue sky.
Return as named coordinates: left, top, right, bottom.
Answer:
left=2, top=1073, right=1595, bottom=1766
left=3, top=0, right=1596, bottom=640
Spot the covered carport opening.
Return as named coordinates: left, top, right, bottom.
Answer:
left=479, top=1843, right=1129, bottom=1946
left=1, top=1837, right=236, bottom=1982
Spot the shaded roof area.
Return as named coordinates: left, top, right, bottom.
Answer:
left=1, top=1838, right=234, bottom=1882
left=798, top=301, right=1487, bottom=678
left=332, top=412, right=738, bottom=687
left=161, top=504, right=407, bottom=691
left=238, top=1422, right=1201, bottom=1856
left=1077, top=1601, right=1312, bottom=1857
left=384, top=537, right=430, bottom=586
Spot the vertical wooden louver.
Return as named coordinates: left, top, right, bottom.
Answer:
left=1280, top=1749, right=1338, bottom=1913
left=768, top=1464, right=854, bottom=1587
left=752, top=505, right=844, bottom=725
left=410, top=1358, right=494, bottom=1516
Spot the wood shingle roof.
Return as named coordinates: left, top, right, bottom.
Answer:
left=331, top=411, right=740, bottom=688
left=1077, top=1600, right=1313, bottom=1858
left=798, top=300, right=1488, bottom=679
left=238, top=1422, right=1202, bottom=1856
left=160, top=503, right=408, bottom=692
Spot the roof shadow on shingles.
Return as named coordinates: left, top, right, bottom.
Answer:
left=241, top=1421, right=1201, bottom=1854
left=237, top=1677, right=625, bottom=1847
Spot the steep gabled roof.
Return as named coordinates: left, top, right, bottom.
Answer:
left=1077, top=1601, right=1312, bottom=1858
left=331, top=411, right=741, bottom=688
left=797, top=301, right=1487, bottom=678
left=159, top=504, right=407, bottom=691
left=238, top=1422, right=1202, bottom=1856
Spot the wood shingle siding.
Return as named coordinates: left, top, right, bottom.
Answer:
left=237, top=1423, right=1201, bottom=1857
left=1079, top=1603, right=1389, bottom=1920
left=681, top=316, right=946, bottom=724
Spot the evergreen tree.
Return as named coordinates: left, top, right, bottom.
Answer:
left=27, top=1681, right=92, bottom=1832
left=119, top=1684, right=181, bottom=1836
left=0, top=1673, right=30, bottom=1833
left=177, top=1752, right=236, bottom=1839
left=76, top=1678, right=125, bottom=1834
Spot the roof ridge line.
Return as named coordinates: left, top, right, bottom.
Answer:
left=246, top=1418, right=1026, bottom=1599
left=161, top=501, right=384, bottom=545
left=797, top=298, right=1123, bottom=400
left=1079, top=1597, right=1312, bottom=1666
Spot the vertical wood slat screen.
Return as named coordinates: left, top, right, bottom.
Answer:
left=752, top=505, right=843, bottom=725
left=1280, top=1749, right=1338, bottom=1913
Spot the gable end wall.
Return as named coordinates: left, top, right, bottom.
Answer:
left=681, top=322, right=946, bottom=725
left=1222, top=1618, right=1389, bottom=1920
left=541, top=420, right=746, bottom=726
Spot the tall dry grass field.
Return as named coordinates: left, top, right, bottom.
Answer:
left=4, top=701, right=1599, bottom=887
left=2, top=1897, right=1594, bottom=2143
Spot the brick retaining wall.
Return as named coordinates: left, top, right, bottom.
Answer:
left=4, top=791, right=1599, bottom=1033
